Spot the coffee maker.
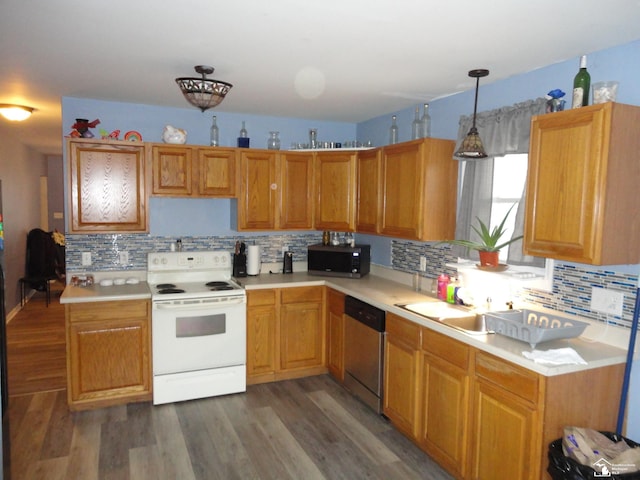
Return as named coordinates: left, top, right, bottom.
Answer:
left=283, top=251, right=293, bottom=274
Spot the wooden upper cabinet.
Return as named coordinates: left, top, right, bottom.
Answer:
left=238, top=149, right=278, bottom=230
left=524, top=102, right=640, bottom=264
left=237, top=149, right=313, bottom=231
left=279, top=151, right=314, bottom=230
left=68, top=139, right=147, bottom=233
left=198, top=148, right=237, bottom=197
left=380, top=138, right=456, bottom=241
left=314, top=151, right=357, bottom=231
left=356, top=148, right=382, bottom=234
left=151, top=144, right=193, bottom=195
left=150, top=144, right=237, bottom=197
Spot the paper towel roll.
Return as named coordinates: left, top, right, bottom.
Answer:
left=247, top=245, right=261, bottom=275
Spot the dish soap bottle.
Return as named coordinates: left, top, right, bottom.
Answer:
left=237, top=121, right=250, bottom=148
left=437, top=274, right=450, bottom=301
left=571, top=55, right=591, bottom=109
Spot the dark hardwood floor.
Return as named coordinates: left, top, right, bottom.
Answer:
left=6, top=286, right=453, bottom=480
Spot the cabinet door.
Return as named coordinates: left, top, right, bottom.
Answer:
left=383, top=313, right=421, bottom=439
left=356, top=148, right=381, bottom=233
left=469, top=379, right=538, bottom=480
left=279, top=152, right=314, bottom=229
left=280, top=287, right=324, bottom=370
left=524, top=103, right=640, bottom=264
left=380, top=141, right=424, bottom=239
left=238, top=150, right=278, bottom=230
left=69, top=139, right=147, bottom=233
left=327, top=288, right=345, bottom=382
left=151, top=145, right=193, bottom=195
left=315, top=151, right=357, bottom=231
left=197, top=148, right=237, bottom=197
left=420, top=329, right=470, bottom=478
left=246, top=290, right=278, bottom=379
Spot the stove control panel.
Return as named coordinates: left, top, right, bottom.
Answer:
left=148, top=251, right=231, bottom=272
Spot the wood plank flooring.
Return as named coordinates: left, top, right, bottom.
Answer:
left=10, top=376, right=453, bottom=480
left=6, top=280, right=67, bottom=396
left=6, top=284, right=453, bottom=480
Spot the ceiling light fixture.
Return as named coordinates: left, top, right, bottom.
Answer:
left=0, top=104, right=34, bottom=121
left=455, top=69, right=489, bottom=159
left=175, top=65, right=233, bottom=112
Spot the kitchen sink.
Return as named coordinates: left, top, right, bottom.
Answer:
left=396, top=302, right=493, bottom=335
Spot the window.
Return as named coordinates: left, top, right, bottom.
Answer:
left=490, top=154, right=527, bottom=262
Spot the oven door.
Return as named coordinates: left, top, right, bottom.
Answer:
left=152, top=297, right=246, bottom=376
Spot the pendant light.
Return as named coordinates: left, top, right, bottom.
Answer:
left=175, top=65, right=233, bottom=112
left=454, top=69, right=489, bottom=159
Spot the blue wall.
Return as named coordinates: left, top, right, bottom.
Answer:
left=62, top=39, right=640, bottom=439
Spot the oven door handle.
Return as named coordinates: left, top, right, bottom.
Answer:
left=153, top=297, right=246, bottom=310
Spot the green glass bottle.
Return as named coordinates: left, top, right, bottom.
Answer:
left=571, top=55, right=591, bottom=108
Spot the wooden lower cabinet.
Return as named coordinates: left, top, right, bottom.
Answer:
left=469, top=352, right=541, bottom=480
left=246, top=286, right=326, bottom=384
left=383, top=313, right=422, bottom=439
left=66, top=300, right=152, bottom=410
left=326, top=288, right=345, bottom=382
left=470, top=379, right=538, bottom=480
left=382, top=318, right=625, bottom=480
left=420, top=328, right=470, bottom=479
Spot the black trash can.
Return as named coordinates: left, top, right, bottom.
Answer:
left=548, top=431, right=640, bottom=479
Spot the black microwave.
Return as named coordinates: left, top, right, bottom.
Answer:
left=307, top=244, right=370, bottom=278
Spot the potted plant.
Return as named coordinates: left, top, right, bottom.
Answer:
left=444, top=203, right=523, bottom=267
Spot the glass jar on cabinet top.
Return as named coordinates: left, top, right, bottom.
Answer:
left=267, top=131, right=281, bottom=150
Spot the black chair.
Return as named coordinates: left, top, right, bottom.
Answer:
left=19, top=228, right=63, bottom=307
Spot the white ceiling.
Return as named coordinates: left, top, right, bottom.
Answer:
left=2, top=0, right=640, bottom=155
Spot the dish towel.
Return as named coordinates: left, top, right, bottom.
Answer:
left=522, top=347, right=587, bottom=365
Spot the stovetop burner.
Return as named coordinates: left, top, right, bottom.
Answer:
left=147, top=252, right=245, bottom=301
left=158, top=288, right=186, bottom=294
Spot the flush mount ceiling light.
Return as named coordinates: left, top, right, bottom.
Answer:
left=0, top=104, right=34, bottom=121
left=455, top=69, right=489, bottom=159
left=175, top=65, right=233, bottom=112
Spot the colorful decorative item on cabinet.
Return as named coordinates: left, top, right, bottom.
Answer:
left=99, top=129, right=122, bottom=140
left=69, top=118, right=100, bottom=138
left=545, top=89, right=566, bottom=113
left=124, top=130, right=142, bottom=142
left=162, top=125, right=187, bottom=144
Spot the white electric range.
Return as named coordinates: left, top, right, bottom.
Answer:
left=147, top=251, right=246, bottom=405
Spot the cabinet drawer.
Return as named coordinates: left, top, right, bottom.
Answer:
left=247, top=289, right=277, bottom=307
left=67, top=300, right=149, bottom=322
left=281, top=286, right=323, bottom=304
left=421, top=328, right=469, bottom=370
left=386, top=314, right=421, bottom=349
left=475, top=351, right=539, bottom=402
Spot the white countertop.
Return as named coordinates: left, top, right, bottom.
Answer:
left=59, top=268, right=630, bottom=377
left=60, top=281, right=152, bottom=304
left=238, top=271, right=630, bottom=377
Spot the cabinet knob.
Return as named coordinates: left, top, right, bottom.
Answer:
left=270, top=183, right=278, bottom=190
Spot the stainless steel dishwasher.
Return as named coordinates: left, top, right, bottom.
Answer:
left=343, top=295, right=386, bottom=414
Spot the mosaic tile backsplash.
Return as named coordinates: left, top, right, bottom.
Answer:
left=66, top=234, right=639, bottom=330
left=390, top=239, right=639, bottom=330
left=66, top=233, right=322, bottom=273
